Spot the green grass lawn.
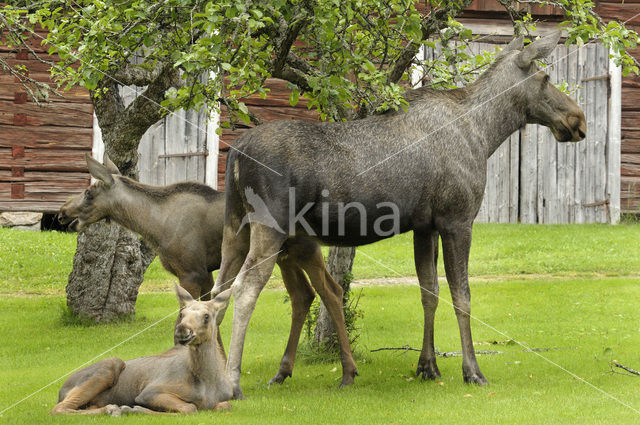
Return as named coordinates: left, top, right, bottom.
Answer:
left=1, top=223, right=640, bottom=423
left=1, top=279, right=640, bottom=424
left=2, top=223, right=640, bottom=295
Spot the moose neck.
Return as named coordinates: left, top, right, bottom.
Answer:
left=187, top=332, right=223, bottom=384
left=107, top=178, right=168, bottom=245
left=457, top=61, right=528, bottom=158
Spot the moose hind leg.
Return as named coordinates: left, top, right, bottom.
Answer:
left=51, top=357, right=125, bottom=414
left=269, top=260, right=315, bottom=385
left=440, top=223, right=487, bottom=385
left=414, top=229, right=441, bottom=380
left=298, top=243, right=358, bottom=387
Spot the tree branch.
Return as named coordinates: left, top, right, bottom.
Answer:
left=113, top=62, right=166, bottom=86
left=387, top=0, right=474, bottom=84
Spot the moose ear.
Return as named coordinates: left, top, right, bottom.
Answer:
left=86, top=153, right=115, bottom=187
left=516, top=30, right=561, bottom=68
left=499, top=35, right=524, bottom=58
left=102, top=153, right=122, bottom=175
left=175, top=283, right=195, bottom=308
left=210, top=288, right=232, bottom=311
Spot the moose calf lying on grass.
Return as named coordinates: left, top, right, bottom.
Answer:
left=59, top=154, right=357, bottom=389
left=51, top=285, right=233, bottom=415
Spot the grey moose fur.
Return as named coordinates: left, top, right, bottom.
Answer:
left=212, top=31, right=587, bottom=398
left=51, top=285, right=233, bottom=415
left=59, top=154, right=357, bottom=385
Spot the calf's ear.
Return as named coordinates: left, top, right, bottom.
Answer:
left=210, top=288, right=232, bottom=311
left=103, top=154, right=122, bottom=175
left=516, top=30, right=561, bottom=68
left=498, top=35, right=524, bottom=58
left=86, top=154, right=115, bottom=187
left=175, top=283, right=195, bottom=308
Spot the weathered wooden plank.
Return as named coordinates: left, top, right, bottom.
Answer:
left=542, top=49, right=559, bottom=223
left=498, top=135, right=511, bottom=222
left=138, top=120, right=166, bottom=186
left=520, top=124, right=538, bottom=223
left=164, top=109, right=185, bottom=184
left=557, top=46, right=577, bottom=223
left=0, top=100, right=93, bottom=127
left=0, top=200, right=69, bottom=213
left=593, top=45, right=609, bottom=222
left=0, top=148, right=90, bottom=171
left=608, top=58, right=623, bottom=222
left=582, top=44, right=596, bottom=223
left=508, top=131, right=519, bottom=222
left=573, top=44, right=587, bottom=223
left=0, top=124, right=92, bottom=149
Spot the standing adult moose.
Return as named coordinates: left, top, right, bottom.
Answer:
left=213, top=31, right=586, bottom=399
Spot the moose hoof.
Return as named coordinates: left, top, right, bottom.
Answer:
left=463, top=369, right=488, bottom=386
left=105, top=404, right=122, bottom=417
left=214, top=401, right=232, bottom=411
left=416, top=360, right=441, bottom=380
left=268, top=370, right=292, bottom=386
left=339, top=370, right=358, bottom=388
left=232, top=387, right=246, bottom=400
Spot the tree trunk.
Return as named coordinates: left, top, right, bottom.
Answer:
left=313, top=245, right=356, bottom=346
left=65, top=68, right=178, bottom=322
left=66, top=222, right=155, bottom=322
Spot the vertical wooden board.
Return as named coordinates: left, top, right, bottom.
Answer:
left=538, top=48, right=558, bottom=224
left=595, top=44, right=611, bottom=223
left=138, top=120, right=166, bottom=185
left=164, top=109, right=187, bottom=184
left=555, top=45, right=569, bottom=224
left=184, top=108, right=200, bottom=182
left=583, top=44, right=598, bottom=223
left=574, top=45, right=587, bottom=223
left=476, top=190, right=489, bottom=223
left=564, top=45, right=578, bottom=223
left=484, top=149, right=497, bottom=222
left=498, top=137, right=511, bottom=222
left=520, top=124, right=538, bottom=223
left=593, top=45, right=609, bottom=222
left=196, top=110, right=208, bottom=183
left=509, top=131, right=520, bottom=223
left=607, top=58, right=622, bottom=224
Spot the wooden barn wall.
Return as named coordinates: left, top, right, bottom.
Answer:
left=596, top=1, right=640, bottom=212
left=458, top=42, right=618, bottom=224
left=217, top=78, right=319, bottom=190
left=0, top=30, right=93, bottom=213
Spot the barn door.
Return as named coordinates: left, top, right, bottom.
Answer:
left=137, top=108, right=212, bottom=186
left=474, top=42, right=621, bottom=224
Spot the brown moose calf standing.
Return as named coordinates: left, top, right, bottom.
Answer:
left=51, top=285, right=233, bottom=415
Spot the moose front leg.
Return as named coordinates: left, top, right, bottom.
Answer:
left=439, top=222, right=487, bottom=385
left=227, top=226, right=285, bottom=399
left=413, top=229, right=441, bottom=380
left=135, top=390, right=197, bottom=414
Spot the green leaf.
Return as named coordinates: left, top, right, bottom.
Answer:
left=289, top=89, right=300, bottom=107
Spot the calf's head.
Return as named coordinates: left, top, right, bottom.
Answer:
left=174, top=284, right=231, bottom=346
left=499, top=30, right=586, bottom=142
left=58, top=154, right=121, bottom=231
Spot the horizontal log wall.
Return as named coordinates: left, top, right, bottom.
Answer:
left=217, top=78, right=319, bottom=190
left=0, top=31, right=93, bottom=213
left=596, top=2, right=640, bottom=212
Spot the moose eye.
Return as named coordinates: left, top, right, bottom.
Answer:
left=203, top=313, right=210, bottom=323
left=178, top=312, right=183, bottom=320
